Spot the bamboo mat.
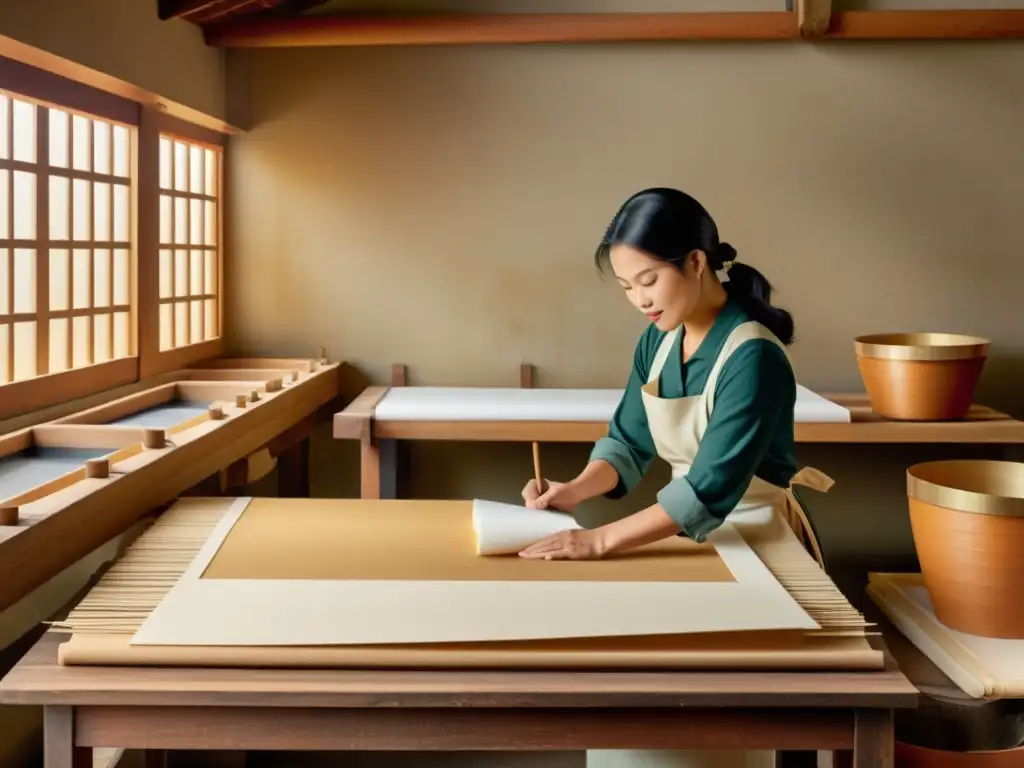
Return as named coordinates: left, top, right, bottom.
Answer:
left=52, top=497, right=881, bottom=670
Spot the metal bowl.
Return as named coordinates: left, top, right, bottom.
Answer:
left=854, top=332, right=989, bottom=420
left=907, top=459, right=1024, bottom=639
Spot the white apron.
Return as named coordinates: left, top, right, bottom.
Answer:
left=588, top=320, right=834, bottom=768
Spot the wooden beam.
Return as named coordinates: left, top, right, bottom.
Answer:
left=204, top=12, right=801, bottom=47
left=798, top=0, right=831, bottom=37
left=823, top=9, right=1024, bottom=39
left=0, top=34, right=239, bottom=135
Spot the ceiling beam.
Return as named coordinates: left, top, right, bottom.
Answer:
left=797, top=0, right=831, bottom=37
left=204, top=12, right=801, bottom=47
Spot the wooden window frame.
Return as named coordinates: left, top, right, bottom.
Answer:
left=0, top=54, right=229, bottom=421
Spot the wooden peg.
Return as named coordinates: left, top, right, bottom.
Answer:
left=208, top=404, right=225, bottom=420
left=85, top=458, right=110, bottom=479
left=235, top=394, right=248, bottom=408
left=0, top=505, right=19, bottom=526
left=288, top=369, right=299, bottom=383
left=520, top=363, right=534, bottom=389
left=142, top=429, right=166, bottom=449
left=266, top=378, right=282, bottom=393
left=318, top=345, right=327, bottom=364
left=249, top=389, right=260, bottom=403
left=391, top=364, right=407, bottom=387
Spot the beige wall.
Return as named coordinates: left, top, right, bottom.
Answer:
left=0, top=3, right=225, bottom=764
left=224, top=36, right=1024, bottom=606
left=0, top=0, right=225, bottom=120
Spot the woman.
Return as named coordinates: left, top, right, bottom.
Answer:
left=519, top=187, right=832, bottom=565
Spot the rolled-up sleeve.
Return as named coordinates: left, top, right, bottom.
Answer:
left=588, top=333, right=658, bottom=498
left=657, top=340, right=795, bottom=542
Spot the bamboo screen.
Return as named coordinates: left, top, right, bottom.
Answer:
left=157, top=134, right=220, bottom=352
left=0, top=88, right=133, bottom=385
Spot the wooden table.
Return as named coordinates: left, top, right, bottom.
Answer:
left=333, top=375, right=1024, bottom=498
left=0, top=632, right=919, bottom=768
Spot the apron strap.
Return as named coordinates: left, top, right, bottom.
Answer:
left=778, top=466, right=835, bottom=569
left=646, top=327, right=679, bottom=384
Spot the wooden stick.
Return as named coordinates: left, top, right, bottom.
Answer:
left=520, top=364, right=545, bottom=494
left=532, top=441, right=545, bottom=496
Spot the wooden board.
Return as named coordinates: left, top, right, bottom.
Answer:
left=867, top=573, right=1024, bottom=700
left=0, top=357, right=342, bottom=611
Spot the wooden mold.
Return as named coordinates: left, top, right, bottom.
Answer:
left=0, top=426, right=143, bottom=527
left=0, top=358, right=343, bottom=611
left=51, top=381, right=273, bottom=435
left=854, top=333, right=989, bottom=420
left=907, top=459, right=1024, bottom=639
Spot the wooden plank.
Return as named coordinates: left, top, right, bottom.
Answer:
left=3, top=633, right=918, bottom=710
left=0, top=358, right=139, bottom=423
left=73, top=705, right=855, bottom=752
left=204, top=12, right=800, bottom=47
left=331, top=386, right=389, bottom=440
left=0, top=365, right=340, bottom=611
left=0, top=34, right=239, bottom=136
left=824, top=10, right=1024, bottom=39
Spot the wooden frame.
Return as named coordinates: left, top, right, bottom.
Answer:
left=0, top=355, right=342, bottom=612
left=203, top=9, right=1024, bottom=47
left=334, top=364, right=1024, bottom=499
left=0, top=41, right=234, bottom=421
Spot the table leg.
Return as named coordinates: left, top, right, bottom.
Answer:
left=840, top=708, right=893, bottom=768
left=278, top=436, right=311, bottom=497
left=378, top=438, right=401, bottom=499
left=44, top=706, right=90, bottom=768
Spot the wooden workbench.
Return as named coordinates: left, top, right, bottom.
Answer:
left=0, top=631, right=918, bottom=768
left=334, top=379, right=1024, bottom=498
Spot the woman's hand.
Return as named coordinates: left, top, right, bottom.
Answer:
left=521, top=478, right=580, bottom=512
left=518, top=527, right=609, bottom=560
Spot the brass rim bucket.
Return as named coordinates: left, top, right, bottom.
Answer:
left=907, top=459, right=1024, bottom=639
left=854, top=333, right=989, bottom=421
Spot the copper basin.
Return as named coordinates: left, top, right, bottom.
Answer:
left=854, top=332, right=988, bottom=420
left=907, top=459, right=1024, bottom=639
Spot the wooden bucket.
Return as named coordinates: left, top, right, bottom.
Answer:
left=907, top=459, right=1024, bottom=639
left=854, top=333, right=988, bottom=420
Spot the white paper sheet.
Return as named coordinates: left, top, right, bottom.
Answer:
left=373, top=385, right=851, bottom=423
left=472, top=498, right=582, bottom=555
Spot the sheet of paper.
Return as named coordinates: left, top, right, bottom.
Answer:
left=130, top=498, right=819, bottom=647
left=472, top=498, right=581, bottom=555
left=372, top=385, right=851, bottom=423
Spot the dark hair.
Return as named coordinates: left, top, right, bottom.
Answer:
left=594, top=187, right=794, bottom=345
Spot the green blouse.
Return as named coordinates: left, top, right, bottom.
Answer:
left=589, top=297, right=798, bottom=543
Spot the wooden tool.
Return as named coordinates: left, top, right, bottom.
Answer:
left=208, top=404, right=225, bottom=420
left=235, top=395, right=248, bottom=408
left=0, top=505, right=18, bottom=526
